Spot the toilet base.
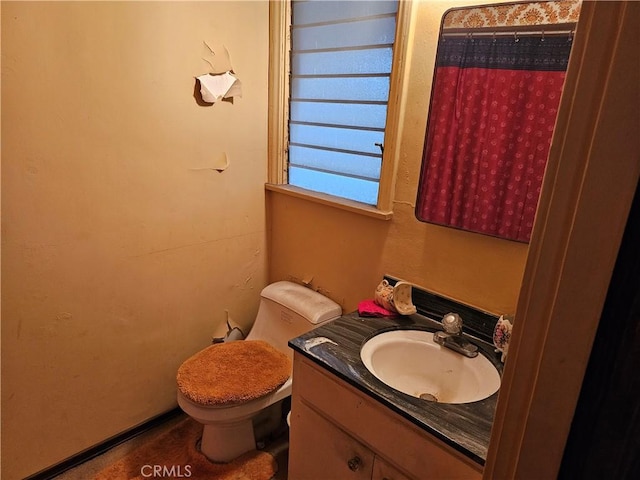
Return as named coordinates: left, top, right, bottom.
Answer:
left=198, top=401, right=284, bottom=463
left=177, top=378, right=292, bottom=463
left=201, top=418, right=256, bottom=463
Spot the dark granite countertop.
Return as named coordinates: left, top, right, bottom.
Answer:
left=288, top=311, right=503, bottom=465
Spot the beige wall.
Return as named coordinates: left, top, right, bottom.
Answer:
left=1, top=0, right=564, bottom=478
left=268, top=0, right=529, bottom=315
left=1, top=2, right=269, bottom=478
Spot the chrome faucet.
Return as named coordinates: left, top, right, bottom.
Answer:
left=433, top=313, right=479, bottom=358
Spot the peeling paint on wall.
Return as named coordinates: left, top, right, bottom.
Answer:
left=189, top=152, right=229, bottom=173
left=195, top=42, right=241, bottom=105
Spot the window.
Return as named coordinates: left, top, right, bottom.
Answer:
left=288, top=0, right=398, bottom=206
left=268, top=0, right=408, bottom=216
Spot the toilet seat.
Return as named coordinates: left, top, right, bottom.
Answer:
left=176, top=340, right=292, bottom=406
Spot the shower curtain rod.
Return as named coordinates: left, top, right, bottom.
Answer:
left=441, top=23, right=576, bottom=39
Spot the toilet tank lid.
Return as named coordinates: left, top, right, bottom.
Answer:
left=261, top=281, right=342, bottom=324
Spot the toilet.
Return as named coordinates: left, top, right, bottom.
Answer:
left=176, top=281, right=342, bottom=462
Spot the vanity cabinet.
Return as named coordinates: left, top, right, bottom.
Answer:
left=292, top=399, right=375, bottom=479
left=372, top=457, right=412, bottom=480
left=288, top=353, right=482, bottom=480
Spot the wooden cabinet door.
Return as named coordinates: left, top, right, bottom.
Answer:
left=288, top=399, right=374, bottom=480
left=372, top=456, right=413, bottom=480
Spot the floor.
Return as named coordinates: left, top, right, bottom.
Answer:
left=53, top=413, right=289, bottom=480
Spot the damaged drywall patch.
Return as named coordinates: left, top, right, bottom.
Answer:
left=194, top=42, right=242, bottom=105
left=195, top=71, right=242, bottom=104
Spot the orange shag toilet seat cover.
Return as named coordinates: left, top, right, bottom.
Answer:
left=177, top=340, right=292, bottom=406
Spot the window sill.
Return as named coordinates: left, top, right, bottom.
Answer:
left=265, top=184, right=394, bottom=221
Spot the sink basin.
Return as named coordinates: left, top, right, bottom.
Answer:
left=360, top=330, right=500, bottom=404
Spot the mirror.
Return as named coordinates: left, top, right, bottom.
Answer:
left=415, top=1, right=581, bottom=242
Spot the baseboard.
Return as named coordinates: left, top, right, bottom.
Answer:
left=23, top=407, right=184, bottom=480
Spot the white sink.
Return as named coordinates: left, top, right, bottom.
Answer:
left=360, top=329, right=500, bottom=404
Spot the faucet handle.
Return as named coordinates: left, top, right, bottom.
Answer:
left=442, top=313, right=463, bottom=334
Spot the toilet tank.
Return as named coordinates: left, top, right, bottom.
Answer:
left=245, top=281, right=342, bottom=359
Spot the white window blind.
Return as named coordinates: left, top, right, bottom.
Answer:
left=288, top=0, right=399, bottom=205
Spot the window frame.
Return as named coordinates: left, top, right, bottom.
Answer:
left=267, top=0, right=413, bottom=220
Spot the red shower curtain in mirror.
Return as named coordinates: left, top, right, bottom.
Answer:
left=416, top=34, right=572, bottom=242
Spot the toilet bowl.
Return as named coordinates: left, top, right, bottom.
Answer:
left=176, top=281, right=341, bottom=462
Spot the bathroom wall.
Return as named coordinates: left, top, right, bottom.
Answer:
left=268, top=0, right=528, bottom=315
left=1, top=2, right=269, bottom=478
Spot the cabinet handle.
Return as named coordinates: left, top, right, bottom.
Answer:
left=347, top=456, right=362, bottom=471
